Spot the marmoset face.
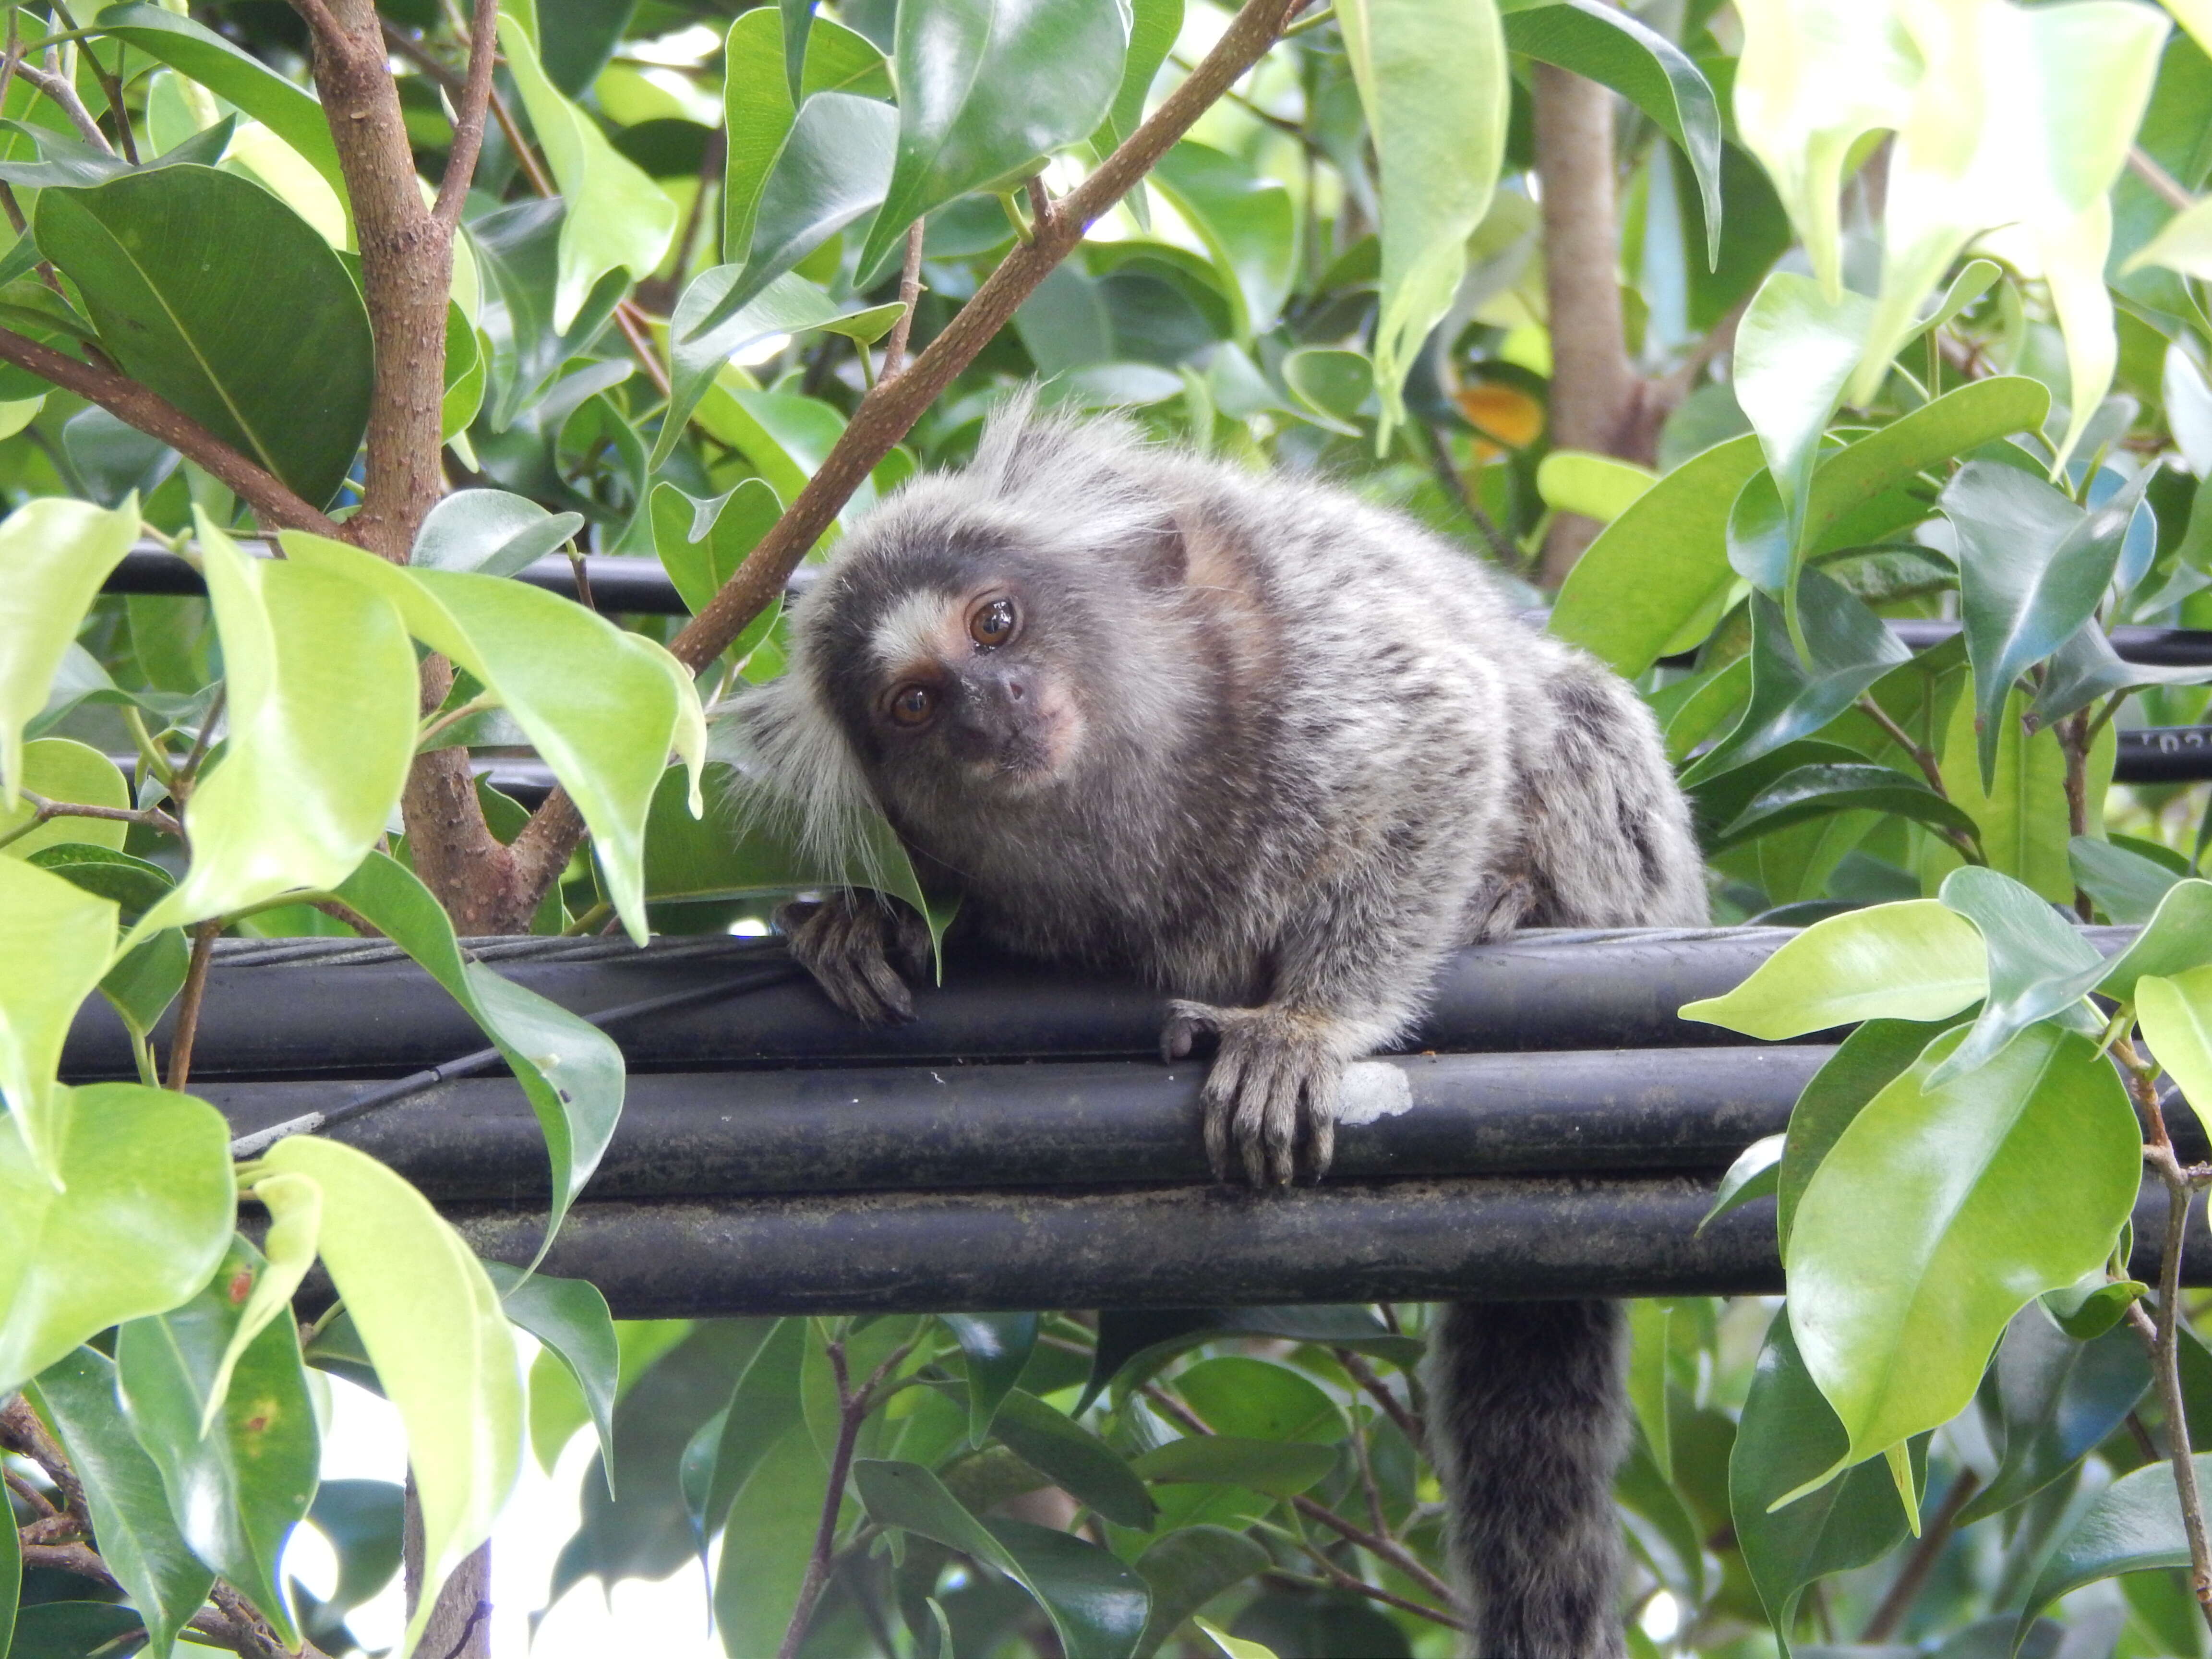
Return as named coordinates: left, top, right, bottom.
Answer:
left=827, top=572, right=1090, bottom=796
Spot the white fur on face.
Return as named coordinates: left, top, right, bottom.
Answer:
left=869, top=590, right=962, bottom=677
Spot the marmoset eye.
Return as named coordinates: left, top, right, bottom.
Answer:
left=970, top=597, right=1017, bottom=648
left=888, top=684, right=936, bottom=726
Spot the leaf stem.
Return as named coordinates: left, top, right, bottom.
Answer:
left=881, top=220, right=926, bottom=380
left=163, top=918, right=221, bottom=1092
left=1855, top=695, right=1947, bottom=794
left=2058, top=707, right=2095, bottom=920
left=0, top=789, right=184, bottom=854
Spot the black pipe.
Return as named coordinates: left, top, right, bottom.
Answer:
left=202, top=1045, right=1833, bottom=1198
left=64, top=927, right=1897, bottom=1081
left=327, top=1179, right=2201, bottom=1317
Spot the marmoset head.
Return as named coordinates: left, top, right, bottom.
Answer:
left=724, top=393, right=1192, bottom=867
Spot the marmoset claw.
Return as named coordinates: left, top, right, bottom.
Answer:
left=778, top=893, right=930, bottom=1025
left=1166, top=1000, right=1343, bottom=1188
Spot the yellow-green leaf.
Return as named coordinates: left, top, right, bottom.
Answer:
left=0, top=736, right=128, bottom=858
left=0, top=859, right=117, bottom=1182
left=0, top=495, right=139, bottom=807
left=1679, top=899, right=1987, bottom=1040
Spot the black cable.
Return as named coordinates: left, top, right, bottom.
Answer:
left=228, top=961, right=805, bottom=1157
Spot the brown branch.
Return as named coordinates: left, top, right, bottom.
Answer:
left=163, top=918, right=219, bottom=1092
left=21, top=1539, right=112, bottom=1582
left=501, top=0, right=1308, bottom=921
left=433, top=0, right=498, bottom=232
left=13, top=59, right=111, bottom=153
left=489, top=86, right=557, bottom=198
left=0, top=326, right=338, bottom=533
left=1274, top=1555, right=1466, bottom=1631
left=0, top=790, right=183, bottom=854
left=2060, top=708, right=2095, bottom=920
left=2131, top=146, right=2198, bottom=214
left=1857, top=1468, right=1981, bottom=1640
left=2, top=1394, right=87, bottom=1522
left=1334, top=1347, right=1426, bottom=1451
left=882, top=220, right=926, bottom=378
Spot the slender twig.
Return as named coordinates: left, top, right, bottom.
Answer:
left=613, top=301, right=673, bottom=397
left=1334, top=1347, right=1426, bottom=1450
left=1024, top=174, right=1057, bottom=237
left=1855, top=695, right=1948, bottom=793
left=47, top=1, right=133, bottom=162
left=171, top=686, right=226, bottom=800
left=1273, top=1555, right=1467, bottom=1630
left=1857, top=1469, right=1981, bottom=1640
left=881, top=220, right=926, bottom=378
left=164, top=920, right=220, bottom=1093
left=433, top=0, right=499, bottom=231
left=0, top=326, right=339, bottom=533
left=4, top=1464, right=57, bottom=1515
left=1, top=1395, right=85, bottom=1521
left=13, top=58, right=110, bottom=153
left=502, top=0, right=1310, bottom=920
left=1350, top=1401, right=1388, bottom=1537
left=2131, top=146, right=2197, bottom=214
left=2059, top=708, right=2095, bottom=920
left=1421, top=422, right=1520, bottom=569
left=566, top=544, right=597, bottom=611
left=488, top=87, right=557, bottom=197
left=0, top=790, right=183, bottom=854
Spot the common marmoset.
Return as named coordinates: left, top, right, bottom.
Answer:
left=732, top=393, right=1708, bottom=1658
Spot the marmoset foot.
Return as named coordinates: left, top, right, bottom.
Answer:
left=1164, top=1000, right=1346, bottom=1187
left=777, top=892, right=932, bottom=1024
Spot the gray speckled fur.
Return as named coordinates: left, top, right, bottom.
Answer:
left=730, top=394, right=1707, bottom=1657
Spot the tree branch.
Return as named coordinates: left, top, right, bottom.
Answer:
left=882, top=219, right=926, bottom=378
left=501, top=0, right=1308, bottom=919
left=14, top=58, right=111, bottom=154
left=433, top=0, right=499, bottom=233
left=0, top=326, right=338, bottom=533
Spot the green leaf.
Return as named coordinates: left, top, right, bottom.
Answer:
left=1730, top=1315, right=1916, bottom=1637
left=1731, top=272, right=1874, bottom=573
left=942, top=1311, right=1038, bottom=1442
left=1681, top=900, right=1986, bottom=1040
left=1280, top=346, right=1372, bottom=433
left=1715, top=762, right=1981, bottom=850
left=0, top=1490, right=13, bottom=1659
left=483, top=1262, right=620, bottom=1497
left=1926, top=865, right=2104, bottom=1085
left=1934, top=679, right=2104, bottom=906
left=1172, top=1358, right=1343, bottom=1444
left=853, top=0, right=1129, bottom=282
left=2029, top=621, right=2212, bottom=732
left=0, top=736, right=127, bottom=857
left=307, top=1479, right=405, bottom=1631
left=713, top=1421, right=828, bottom=1659
left=1533, top=449, right=1655, bottom=524
left=721, top=7, right=892, bottom=268
left=412, top=489, right=585, bottom=577
left=253, top=1136, right=524, bottom=1659
left=2138, top=967, right=2212, bottom=1139
left=0, top=859, right=119, bottom=1183
left=0, top=495, right=141, bottom=805
left=36, top=168, right=372, bottom=506
left=1149, top=144, right=1297, bottom=345
left=1133, top=1527, right=1268, bottom=1659
left=91, top=2, right=345, bottom=201
left=28, top=1345, right=215, bottom=1659
left=331, top=852, right=625, bottom=1256
left=989, top=1389, right=1157, bottom=1528
left=1129, top=1436, right=1335, bottom=1497
left=470, top=199, right=630, bottom=431
left=216, top=1171, right=321, bottom=1434
left=2019, top=1454, right=2212, bottom=1640
left=698, top=92, right=899, bottom=337
left=1778, top=1019, right=1948, bottom=1255
left=1196, top=1620, right=1281, bottom=1659
left=1081, top=1307, right=1419, bottom=1411
left=1505, top=0, right=1720, bottom=263
left=2072, top=878, right=2212, bottom=1001
left=1548, top=433, right=1763, bottom=677
left=1098, top=0, right=1180, bottom=154
left=1697, top=1133, right=1782, bottom=1235
left=1336, top=0, right=1505, bottom=428
left=115, top=1237, right=319, bottom=1644
left=856, top=1459, right=1151, bottom=1659
left=688, top=1318, right=807, bottom=1561
left=1677, top=565, right=1912, bottom=787
left=651, top=481, right=785, bottom=621
left=5, top=1601, right=145, bottom=1657
left=282, top=531, right=703, bottom=943
left=659, top=267, right=901, bottom=468
left=496, top=14, right=676, bottom=329
left=132, top=516, right=415, bottom=941
left=1944, top=461, right=2148, bottom=789
left=1787, top=1022, right=2139, bottom=1479
left=1958, top=1310, right=2149, bottom=1526
left=0, top=1083, right=233, bottom=1397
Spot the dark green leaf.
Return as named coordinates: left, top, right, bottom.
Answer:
left=470, top=199, right=630, bottom=431
left=1959, top=1309, right=2150, bottom=1525
left=305, top=1478, right=404, bottom=1621
left=1727, top=467, right=1790, bottom=593
left=93, top=2, right=345, bottom=197
left=650, top=481, right=785, bottom=622
left=0, top=1479, right=15, bottom=1657
left=0, top=115, right=230, bottom=190
left=1928, top=865, right=2104, bottom=1085
left=682, top=1317, right=805, bottom=1561
left=1715, top=762, right=1982, bottom=849
left=1679, top=566, right=1914, bottom=787
left=854, top=0, right=1129, bottom=281
left=692, top=92, right=897, bottom=337
left=721, top=7, right=892, bottom=267
left=1730, top=1316, right=1918, bottom=1640
left=24, top=842, right=173, bottom=919
left=1149, top=144, right=1297, bottom=344
left=2071, top=837, right=2185, bottom=925
left=1779, top=1019, right=1950, bottom=1254
left=1804, top=377, right=2052, bottom=556
left=1129, top=1437, right=1336, bottom=1497
left=115, top=1238, right=319, bottom=1644
left=1081, top=1307, right=1417, bottom=1412
left=2028, top=619, right=2212, bottom=730
left=1943, top=460, right=2150, bottom=789
left=714, top=1421, right=828, bottom=1659
left=989, top=1389, right=1155, bottom=1528
left=4, top=1602, right=146, bottom=1657
left=1503, top=0, right=1721, bottom=263
left=2020, top=1454, right=2212, bottom=1637
left=36, top=166, right=373, bottom=507
left=1697, top=1133, right=1781, bottom=1235
left=29, top=1346, right=215, bottom=1659
left=942, top=1311, right=1038, bottom=1441
left=1172, top=1358, right=1342, bottom=1444
left=484, top=1263, right=620, bottom=1496
left=1133, top=1527, right=1266, bottom=1659
left=855, top=1460, right=1150, bottom=1659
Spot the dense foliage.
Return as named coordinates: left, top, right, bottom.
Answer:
left=3, top=0, right=2212, bottom=1653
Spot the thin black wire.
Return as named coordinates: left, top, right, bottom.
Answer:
left=228, top=962, right=805, bottom=1157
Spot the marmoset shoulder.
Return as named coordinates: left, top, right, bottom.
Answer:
left=729, top=391, right=1709, bottom=1658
